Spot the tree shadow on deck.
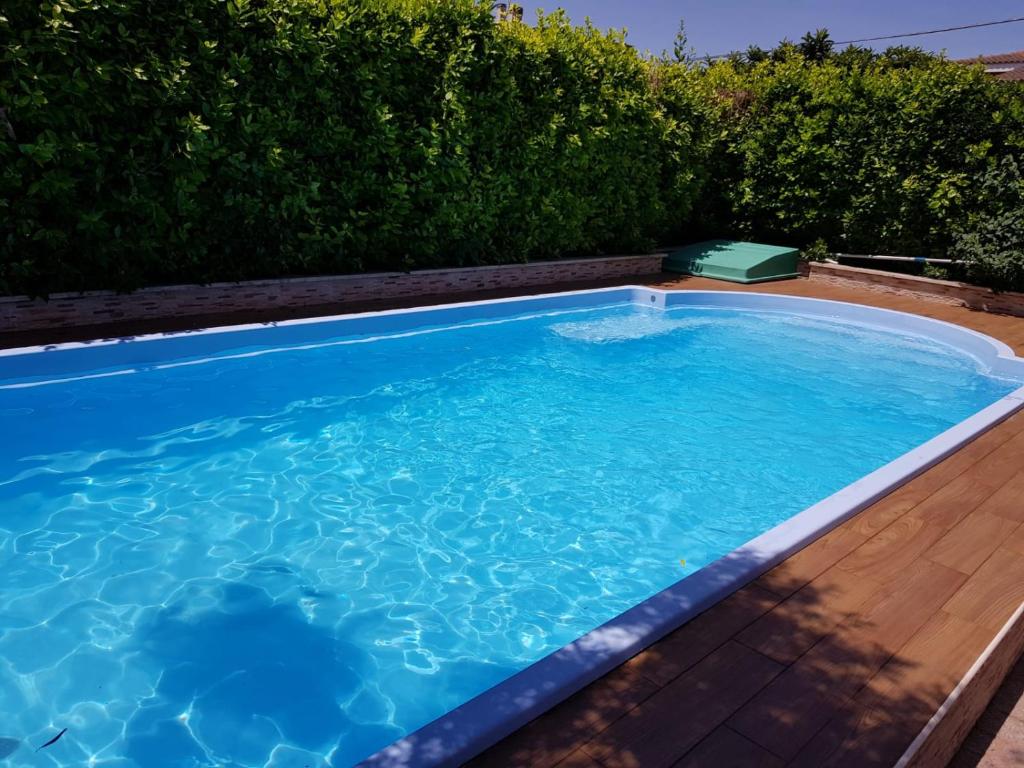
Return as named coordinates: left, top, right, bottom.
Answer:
left=458, top=546, right=973, bottom=768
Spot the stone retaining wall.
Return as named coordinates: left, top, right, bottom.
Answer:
left=808, top=262, right=1024, bottom=317
left=0, top=254, right=664, bottom=333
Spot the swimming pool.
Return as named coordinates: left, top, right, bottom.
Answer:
left=1, top=287, right=1023, bottom=767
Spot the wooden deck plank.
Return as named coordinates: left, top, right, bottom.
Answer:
left=902, top=471, right=1003, bottom=532
left=843, top=559, right=968, bottom=653
left=465, top=663, right=660, bottom=768
left=737, top=568, right=885, bottom=665
left=836, top=514, right=947, bottom=586
left=854, top=611, right=993, bottom=726
left=786, top=697, right=930, bottom=768
left=966, top=431, right=1024, bottom=490
left=1004, top=524, right=1024, bottom=558
left=790, top=613, right=992, bottom=767
left=672, top=726, right=784, bottom=767
left=624, top=583, right=780, bottom=689
left=755, top=526, right=868, bottom=599
left=975, top=470, right=1024, bottom=523
left=943, top=548, right=1024, bottom=631
left=582, top=642, right=783, bottom=768
left=552, top=750, right=606, bottom=768
left=728, top=559, right=966, bottom=760
left=847, top=482, right=941, bottom=540
left=884, top=610, right=996, bottom=680
left=925, top=513, right=1021, bottom=575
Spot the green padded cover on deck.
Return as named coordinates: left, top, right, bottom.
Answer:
left=664, top=239, right=799, bottom=284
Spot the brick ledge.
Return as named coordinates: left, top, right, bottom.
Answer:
left=808, top=262, right=1024, bottom=318
left=0, top=254, right=665, bottom=333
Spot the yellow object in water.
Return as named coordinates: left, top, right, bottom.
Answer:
left=679, top=558, right=686, bottom=568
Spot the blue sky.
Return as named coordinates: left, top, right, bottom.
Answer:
left=539, top=1, right=1024, bottom=60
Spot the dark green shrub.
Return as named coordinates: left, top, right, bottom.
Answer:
left=951, top=156, right=1024, bottom=292
left=800, top=238, right=830, bottom=262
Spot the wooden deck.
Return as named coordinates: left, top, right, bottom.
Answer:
left=467, top=275, right=1024, bottom=768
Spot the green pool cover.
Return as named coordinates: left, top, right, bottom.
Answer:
left=664, top=239, right=800, bottom=284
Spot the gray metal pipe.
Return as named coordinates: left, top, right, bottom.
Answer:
left=832, top=253, right=956, bottom=265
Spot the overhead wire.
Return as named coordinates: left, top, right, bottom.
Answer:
left=701, top=15, right=1024, bottom=60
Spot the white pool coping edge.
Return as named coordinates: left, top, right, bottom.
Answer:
left=3, top=285, right=1024, bottom=768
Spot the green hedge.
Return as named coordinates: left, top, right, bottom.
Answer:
left=695, top=55, right=1024, bottom=263
left=0, top=0, right=703, bottom=296
left=2, top=2, right=1023, bottom=296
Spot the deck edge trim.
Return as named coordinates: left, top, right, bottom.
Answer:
left=894, top=600, right=1024, bottom=768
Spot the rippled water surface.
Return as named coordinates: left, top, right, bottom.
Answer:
left=0, top=303, right=1018, bottom=767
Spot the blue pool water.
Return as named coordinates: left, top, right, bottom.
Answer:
left=0, top=301, right=1019, bottom=767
